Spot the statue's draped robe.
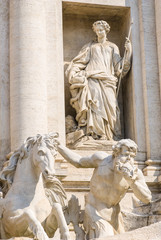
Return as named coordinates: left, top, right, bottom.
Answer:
left=66, top=41, right=130, bottom=140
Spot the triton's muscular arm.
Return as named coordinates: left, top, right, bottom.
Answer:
left=57, top=144, right=108, bottom=168
left=123, top=168, right=152, bottom=204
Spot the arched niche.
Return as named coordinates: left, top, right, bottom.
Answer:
left=63, top=2, right=133, bottom=140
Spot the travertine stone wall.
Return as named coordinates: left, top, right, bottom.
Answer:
left=141, top=0, right=161, bottom=159
left=0, top=0, right=10, bottom=167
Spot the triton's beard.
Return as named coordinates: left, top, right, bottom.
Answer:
left=115, top=159, right=138, bottom=179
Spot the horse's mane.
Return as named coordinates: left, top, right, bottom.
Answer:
left=0, top=133, right=58, bottom=189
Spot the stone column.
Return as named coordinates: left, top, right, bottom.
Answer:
left=45, top=0, right=65, bottom=144
left=0, top=0, right=10, bottom=167
left=155, top=0, right=161, bottom=181
left=155, top=0, right=161, bottom=103
left=138, top=0, right=161, bottom=176
left=128, top=0, right=147, bottom=169
left=10, top=0, right=48, bottom=150
left=44, top=0, right=66, bottom=177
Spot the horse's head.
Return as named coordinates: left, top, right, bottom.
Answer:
left=31, top=133, right=58, bottom=179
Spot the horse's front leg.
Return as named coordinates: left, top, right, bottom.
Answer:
left=52, top=203, right=70, bottom=240
left=23, top=209, right=49, bottom=240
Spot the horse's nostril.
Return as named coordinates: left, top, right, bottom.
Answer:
left=45, top=170, right=48, bottom=175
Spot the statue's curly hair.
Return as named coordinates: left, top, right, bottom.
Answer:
left=92, top=20, right=110, bottom=34
left=112, top=139, right=138, bottom=158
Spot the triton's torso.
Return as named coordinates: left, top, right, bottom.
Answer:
left=89, top=158, right=129, bottom=207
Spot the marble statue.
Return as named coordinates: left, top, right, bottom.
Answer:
left=66, top=20, right=132, bottom=140
left=0, top=133, right=70, bottom=240
left=57, top=139, right=152, bottom=239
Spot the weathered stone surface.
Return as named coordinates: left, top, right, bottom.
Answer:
left=95, top=221, right=161, bottom=240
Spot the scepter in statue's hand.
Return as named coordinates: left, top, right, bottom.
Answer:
left=116, top=20, right=133, bottom=98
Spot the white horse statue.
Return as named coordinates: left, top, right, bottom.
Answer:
left=0, top=133, right=70, bottom=240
